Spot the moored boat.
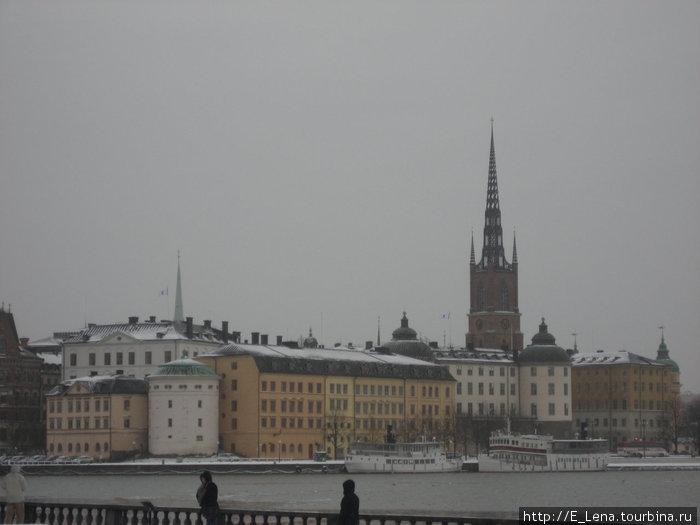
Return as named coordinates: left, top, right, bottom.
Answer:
left=345, top=439, right=464, bottom=474
left=480, top=430, right=610, bottom=472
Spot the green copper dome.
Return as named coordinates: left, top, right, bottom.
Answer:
left=151, top=358, right=218, bottom=377
left=655, top=335, right=679, bottom=372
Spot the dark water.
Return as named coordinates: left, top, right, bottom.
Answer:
left=26, top=471, right=700, bottom=515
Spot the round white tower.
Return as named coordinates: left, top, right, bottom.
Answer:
left=147, top=357, right=220, bottom=456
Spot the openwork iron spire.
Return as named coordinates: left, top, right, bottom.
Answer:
left=478, top=121, right=510, bottom=270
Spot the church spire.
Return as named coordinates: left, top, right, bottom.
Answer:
left=173, top=251, right=184, bottom=322
left=512, top=230, right=518, bottom=264
left=479, top=120, right=509, bottom=269
left=470, top=231, right=476, bottom=264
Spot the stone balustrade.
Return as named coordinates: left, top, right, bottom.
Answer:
left=1, top=500, right=518, bottom=525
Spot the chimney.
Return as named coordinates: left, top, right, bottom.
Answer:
left=233, top=331, right=241, bottom=343
left=222, top=321, right=229, bottom=343
left=203, top=320, right=211, bottom=329
left=261, top=334, right=268, bottom=345
left=128, top=316, right=139, bottom=324
left=20, top=337, right=29, bottom=347
left=149, top=315, right=156, bottom=323
left=276, top=335, right=283, bottom=346
left=252, top=332, right=260, bottom=345
left=365, top=341, right=373, bottom=350
left=186, top=317, right=193, bottom=339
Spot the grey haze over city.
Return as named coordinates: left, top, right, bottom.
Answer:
left=1, top=2, right=699, bottom=391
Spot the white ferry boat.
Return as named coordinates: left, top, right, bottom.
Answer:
left=345, top=439, right=464, bottom=474
left=480, top=431, right=610, bottom=472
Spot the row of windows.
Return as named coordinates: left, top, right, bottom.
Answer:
left=357, top=384, right=405, bottom=397
left=260, top=417, right=324, bottom=430
left=49, top=398, right=110, bottom=414
left=356, top=401, right=404, bottom=415
left=575, top=367, right=669, bottom=377
left=457, top=402, right=516, bottom=416
left=260, top=399, right=323, bottom=413
left=48, top=442, right=109, bottom=453
left=71, top=350, right=169, bottom=367
left=456, top=366, right=516, bottom=377
left=261, top=380, right=323, bottom=394
left=0, top=391, right=41, bottom=404
left=576, top=417, right=666, bottom=429
left=457, top=382, right=517, bottom=396
left=576, top=382, right=669, bottom=393
left=577, top=399, right=669, bottom=411
left=49, top=417, right=109, bottom=429
left=529, top=403, right=569, bottom=417
left=530, top=383, right=569, bottom=396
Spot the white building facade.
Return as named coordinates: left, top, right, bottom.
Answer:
left=147, top=358, right=220, bottom=456
left=62, top=317, right=228, bottom=380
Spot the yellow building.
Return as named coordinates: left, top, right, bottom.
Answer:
left=571, top=350, right=677, bottom=450
left=45, top=375, right=148, bottom=460
left=196, top=343, right=455, bottom=459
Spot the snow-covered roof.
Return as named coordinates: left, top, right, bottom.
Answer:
left=47, top=375, right=148, bottom=396
left=571, top=350, right=666, bottom=367
left=35, top=352, right=62, bottom=366
left=433, top=347, right=515, bottom=364
left=200, top=343, right=455, bottom=381
left=63, top=320, right=225, bottom=344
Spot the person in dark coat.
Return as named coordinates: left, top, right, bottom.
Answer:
left=196, top=470, right=219, bottom=525
left=339, top=479, right=359, bottom=525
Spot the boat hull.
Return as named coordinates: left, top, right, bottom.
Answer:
left=345, top=455, right=463, bottom=473
left=478, top=453, right=608, bottom=472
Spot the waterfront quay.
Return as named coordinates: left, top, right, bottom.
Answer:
left=3, top=500, right=518, bottom=525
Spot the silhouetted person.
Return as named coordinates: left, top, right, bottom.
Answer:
left=1, top=465, right=26, bottom=524
left=339, top=479, right=359, bottom=525
left=196, top=470, right=219, bottom=525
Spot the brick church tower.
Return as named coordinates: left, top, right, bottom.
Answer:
left=466, top=123, right=523, bottom=351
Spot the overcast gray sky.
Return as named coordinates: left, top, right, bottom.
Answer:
left=1, top=1, right=698, bottom=391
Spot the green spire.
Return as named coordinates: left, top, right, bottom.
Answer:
left=173, top=251, right=184, bottom=323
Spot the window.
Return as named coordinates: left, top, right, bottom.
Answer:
left=531, top=367, right=537, bottom=376
left=124, top=399, right=130, bottom=410
left=116, top=352, right=123, bottom=365
left=231, top=379, right=238, bottom=390
left=531, top=383, right=537, bottom=395
left=549, top=403, right=555, bottom=416
left=145, top=351, right=152, bottom=365
left=531, top=403, right=537, bottom=417
left=128, top=352, right=135, bottom=365
left=104, top=353, right=111, bottom=365
left=478, top=383, right=484, bottom=395
left=89, top=353, right=96, bottom=366
left=262, top=381, right=267, bottom=391
left=124, top=418, right=130, bottom=428
left=168, top=400, right=173, bottom=408
left=548, top=383, right=555, bottom=395
left=168, top=418, right=173, bottom=427
left=70, top=354, right=77, bottom=366
left=231, top=418, right=237, bottom=430
left=198, top=418, right=202, bottom=427
left=164, top=351, right=172, bottom=362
